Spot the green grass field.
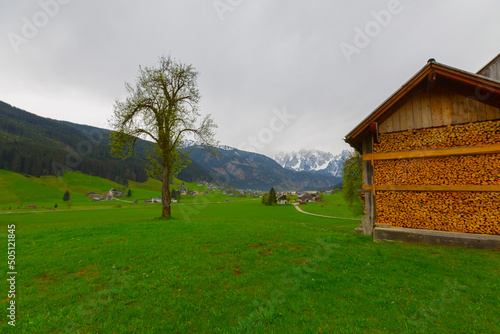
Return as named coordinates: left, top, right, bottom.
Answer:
left=0, top=170, right=239, bottom=212
left=1, top=191, right=499, bottom=332
left=1, top=170, right=499, bottom=333
left=296, top=193, right=363, bottom=219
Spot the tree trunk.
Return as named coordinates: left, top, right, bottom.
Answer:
left=161, top=167, right=171, bottom=218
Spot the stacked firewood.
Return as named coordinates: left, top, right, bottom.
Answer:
left=374, top=154, right=500, bottom=186
left=374, top=120, right=500, bottom=153
left=371, top=120, right=500, bottom=235
left=376, top=191, right=500, bottom=235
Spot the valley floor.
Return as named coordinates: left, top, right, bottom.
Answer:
left=1, top=198, right=499, bottom=333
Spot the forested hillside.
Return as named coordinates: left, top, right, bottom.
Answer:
left=0, top=101, right=213, bottom=185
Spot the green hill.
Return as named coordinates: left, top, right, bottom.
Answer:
left=0, top=170, right=164, bottom=209
left=0, top=169, right=241, bottom=211
left=0, top=170, right=127, bottom=209
left=0, top=170, right=64, bottom=206
left=0, top=100, right=215, bottom=185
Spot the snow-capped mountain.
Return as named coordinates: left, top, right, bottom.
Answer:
left=182, top=140, right=234, bottom=152
left=274, top=149, right=351, bottom=177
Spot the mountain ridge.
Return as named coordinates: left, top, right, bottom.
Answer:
left=0, top=100, right=340, bottom=191
left=187, top=145, right=341, bottom=191
left=274, top=149, right=350, bottom=177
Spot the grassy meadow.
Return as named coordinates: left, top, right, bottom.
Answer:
left=0, top=170, right=499, bottom=333
left=297, top=194, right=363, bottom=219
left=0, top=170, right=238, bottom=212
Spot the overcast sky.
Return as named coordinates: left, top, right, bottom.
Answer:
left=1, top=0, right=499, bottom=158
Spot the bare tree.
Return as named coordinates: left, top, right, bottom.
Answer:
left=109, top=55, right=217, bottom=218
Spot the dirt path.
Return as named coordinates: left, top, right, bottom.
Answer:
left=292, top=203, right=360, bottom=221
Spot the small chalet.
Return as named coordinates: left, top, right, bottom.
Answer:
left=101, top=192, right=114, bottom=201
left=304, top=191, right=319, bottom=196
left=109, top=188, right=123, bottom=197
left=345, top=54, right=500, bottom=247
left=297, top=193, right=315, bottom=202
left=313, top=196, right=323, bottom=202
left=87, top=191, right=99, bottom=198
left=277, top=194, right=288, bottom=205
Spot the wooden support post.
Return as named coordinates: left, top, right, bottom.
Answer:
left=361, top=136, right=375, bottom=235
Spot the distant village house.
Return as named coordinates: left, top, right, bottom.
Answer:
left=277, top=194, right=289, bottom=205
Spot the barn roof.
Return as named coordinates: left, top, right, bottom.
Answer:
left=344, top=58, right=500, bottom=152
left=477, top=53, right=500, bottom=75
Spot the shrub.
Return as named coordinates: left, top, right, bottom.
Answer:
left=63, top=190, right=70, bottom=201
left=262, top=193, right=270, bottom=206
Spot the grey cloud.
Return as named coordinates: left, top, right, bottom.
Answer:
left=1, top=0, right=499, bottom=157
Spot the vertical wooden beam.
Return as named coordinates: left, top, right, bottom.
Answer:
left=379, top=120, right=388, bottom=133
left=430, top=89, right=443, bottom=127
left=469, top=98, right=479, bottom=123
left=441, top=88, right=452, bottom=126
left=399, top=106, right=407, bottom=131
left=361, top=195, right=374, bottom=235
left=405, top=100, right=414, bottom=130
left=421, top=90, right=432, bottom=128
left=371, top=136, right=376, bottom=196
left=361, top=135, right=374, bottom=235
left=392, top=109, right=401, bottom=132
left=476, top=99, right=487, bottom=121
left=386, top=115, right=394, bottom=133
left=362, top=136, right=373, bottom=186
left=450, top=92, right=460, bottom=125
left=456, top=94, right=469, bottom=124
left=412, top=92, right=423, bottom=129
left=486, top=105, right=500, bottom=120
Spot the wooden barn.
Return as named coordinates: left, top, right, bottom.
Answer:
left=345, top=54, right=500, bottom=247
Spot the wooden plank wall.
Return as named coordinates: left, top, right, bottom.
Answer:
left=379, top=87, right=500, bottom=134
left=478, top=55, right=500, bottom=82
